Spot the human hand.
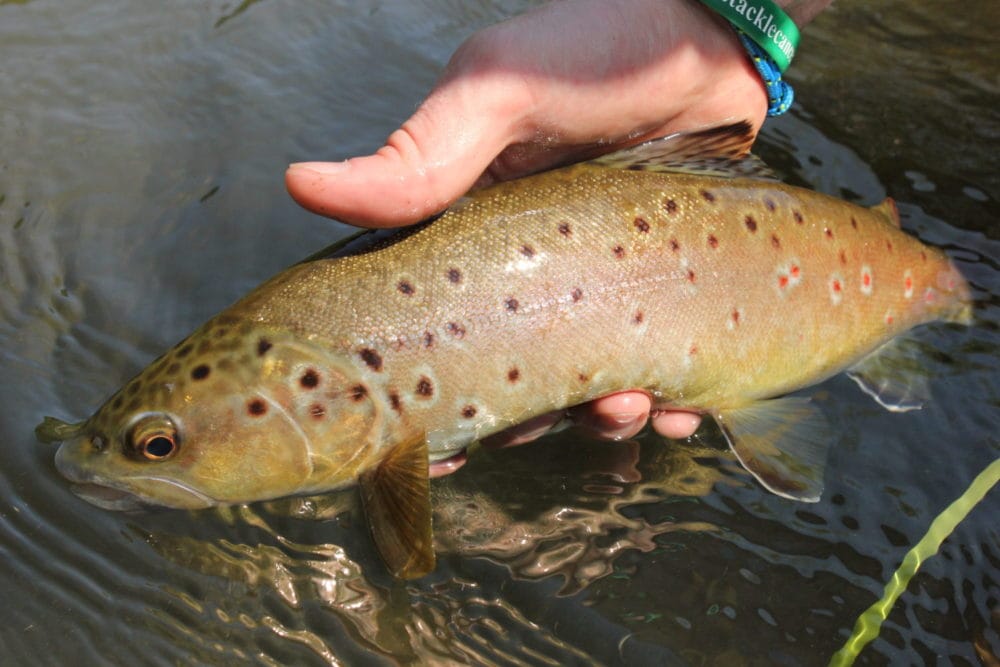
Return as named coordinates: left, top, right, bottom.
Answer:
left=286, top=0, right=772, bottom=471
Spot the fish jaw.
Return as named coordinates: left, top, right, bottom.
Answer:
left=55, top=438, right=216, bottom=510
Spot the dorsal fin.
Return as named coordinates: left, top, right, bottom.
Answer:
left=871, top=197, right=901, bottom=228
left=589, top=121, right=778, bottom=180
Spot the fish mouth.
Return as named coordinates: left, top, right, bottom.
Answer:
left=55, top=445, right=216, bottom=511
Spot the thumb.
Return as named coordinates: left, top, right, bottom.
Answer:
left=285, top=78, right=524, bottom=228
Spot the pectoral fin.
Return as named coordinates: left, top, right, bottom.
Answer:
left=715, top=397, right=832, bottom=502
left=359, top=432, right=435, bottom=579
left=847, top=337, right=930, bottom=412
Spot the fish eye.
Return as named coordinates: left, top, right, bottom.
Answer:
left=127, top=415, right=180, bottom=461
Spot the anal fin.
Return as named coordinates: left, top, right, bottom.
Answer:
left=847, top=337, right=929, bottom=413
left=715, top=397, right=832, bottom=502
left=359, top=432, right=435, bottom=579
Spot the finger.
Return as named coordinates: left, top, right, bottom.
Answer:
left=651, top=410, right=702, bottom=439
left=570, top=391, right=652, bottom=441
left=480, top=411, right=566, bottom=449
left=286, top=65, right=530, bottom=228
left=429, top=450, right=468, bottom=478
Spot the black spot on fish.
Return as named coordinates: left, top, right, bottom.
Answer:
left=664, top=199, right=678, bottom=214
left=461, top=405, right=477, bottom=419
left=309, top=404, right=325, bottom=419
left=771, top=234, right=781, bottom=249
left=507, top=367, right=520, bottom=383
left=708, top=234, right=719, bottom=249
left=416, top=377, right=433, bottom=397
left=840, top=250, right=848, bottom=265
left=126, top=381, right=141, bottom=396
left=825, top=228, right=834, bottom=239
left=793, top=211, right=804, bottom=224
left=633, top=310, right=644, bottom=324
left=397, top=280, right=415, bottom=296
left=360, top=348, right=383, bottom=371
left=571, top=287, right=583, bottom=302
left=634, top=217, right=650, bottom=233
left=447, top=268, right=461, bottom=284
left=886, top=240, right=893, bottom=252
left=577, top=373, right=589, bottom=383
left=745, top=215, right=757, bottom=232
left=300, top=369, right=319, bottom=389
left=612, top=245, right=625, bottom=259
left=851, top=216, right=858, bottom=230
left=167, top=362, right=180, bottom=375
left=214, top=327, right=228, bottom=339
left=423, top=331, right=435, bottom=348
left=764, top=197, right=776, bottom=212
left=389, top=391, right=402, bottom=413
left=520, top=244, right=535, bottom=258
left=505, top=298, right=519, bottom=313
left=731, top=310, right=740, bottom=326
left=191, top=365, right=210, bottom=380
left=687, top=269, right=696, bottom=283
left=350, top=385, right=367, bottom=401
left=670, top=238, right=680, bottom=252
left=257, top=338, right=272, bottom=356
left=920, top=251, right=927, bottom=262
left=248, top=399, right=267, bottom=416
left=558, top=222, right=572, bottom=236
left=177, top=343, right=194, bottom=358
left=446, top=322, right=466, bottom=338
left=701, top=190, right=716, bottom=202
left=112, top=396, right=123, bottom=410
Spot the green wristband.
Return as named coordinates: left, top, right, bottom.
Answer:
left=698, top=0, right=800, bottom=72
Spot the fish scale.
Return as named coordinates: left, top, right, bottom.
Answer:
left=39, top=123, right=971, bottom=579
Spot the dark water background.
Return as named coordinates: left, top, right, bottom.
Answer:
left=1, top=1, right=997, bottom=665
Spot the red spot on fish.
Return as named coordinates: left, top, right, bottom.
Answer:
left=447, top=268, right=461, bottom=283
left=520, top=244, right=535, bottom=258
left=571, top=287, right=583, bottom=302
left=664, top=199, right=678, bottom=214
left=904, top=276, right=913, bottom=290
left=885, top=313, right=894, bottom=325
left=701, top=190, right=716, bottom=202
left=300, top=369, right=319, bottom=389
left=708, top=234, right=719, bottom=249
left=790, top=265, right=800, bottom=279
left=612, top=245, right=626, bottom=259
left=771, top=234, right=781, bottom=249
left=505, top=297, right=519, bottom=313
left=191, top=365, right=210, bottom=380
left=745, top=215, right=757, bottom=233
left=832, top=279, right=842, bottom=293
left=416, top=377, right=433, bottom=397
left=688, top=344, right=698, bottom=355
left=247, top=399, right=267, bottom=416
left=507, top=368, right=520, bottom=383
left=397, top=280, right=415, bottom=295
left=360, top=348, right=382, bottom=371
left=687, top=269, right=696, bottom=283
left=863, top=272, right=871, bottom=287
left=793, top=211, right=804, bottom=224
left=778, top=274, right=789, bottom=289
left=825, top=228, right=834, bottom=239
left=446, top=322, right=466, bottom=338
left=924, top=289, right=936, bottom=303
left=558, top=222, right=572, bottom=237
left=670, top=238, right=680, bottom=252
left=461, top=405, right=477, bottom=419
left=634, top=217, right=650, bottom=233
left=764, top=198, right=776, bottom=212
left=309, top=404, right=325, bottom=419
left=350, top=385, right=367, bottom=401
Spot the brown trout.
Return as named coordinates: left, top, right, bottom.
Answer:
left=38, top=123, right=972, bottom=578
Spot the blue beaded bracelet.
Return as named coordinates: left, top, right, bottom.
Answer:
left=736, top=29, right=794, bottom=116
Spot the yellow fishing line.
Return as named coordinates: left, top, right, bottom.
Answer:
left=829, top=457, right=1000, bottom=666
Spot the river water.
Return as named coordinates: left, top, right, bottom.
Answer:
left=1, top=1, right=997, bottom=665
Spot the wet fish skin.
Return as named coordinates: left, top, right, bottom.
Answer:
left=41, top=124, right=971, bottom=577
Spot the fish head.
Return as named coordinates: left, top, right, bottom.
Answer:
left=43, top=317, right=384, bottom=510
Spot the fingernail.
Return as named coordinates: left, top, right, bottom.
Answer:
left=287, top=161, right=349, bottom=176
